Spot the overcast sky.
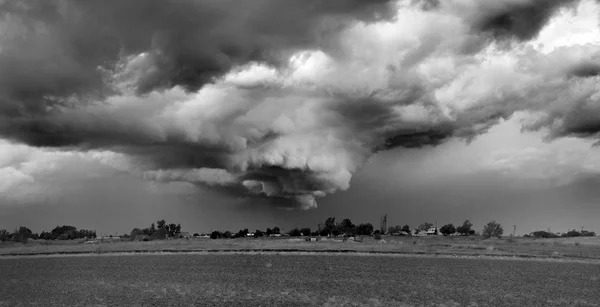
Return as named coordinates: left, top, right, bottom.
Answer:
left=1, top=0, right=600, bottom=235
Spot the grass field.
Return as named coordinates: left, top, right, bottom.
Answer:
left=2, top=236, right=600, bottom=261
left=1, top=253, right=599, bottom=306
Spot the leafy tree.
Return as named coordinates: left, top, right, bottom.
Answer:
left=156, top=220, right=166, bottom=229
left=456, top=220, right=474, bottom=236
left=401, top=225, right=411, bottom=233
left=272, top=227, right=281, bottom=235
left=39, top=231, right=52, bottom=240
left=152, top=227, right=167, bottom=239
left=210, top=231, right=222, bottom=239
left=339, top=218, right=355, bottom=235
left=419, top=222, right=433, bottom=231
left=581, top=230, right=596, bottom=237
left=299, top=228, right=311, bottom=236
left=175, top=224, right=182, bottom=235
left=167, top=223, right=178, bottom=237
left=223, top=231, right=232, bottom=239
left=356, top=223, right=374, bottom=236
left=149, top=223, right=156, bottom=235
left=0, top=229, right=9, bottom=241
left=288, top=228, right=302, bottom=236
left=235, top=229, right=249, bottom=238
left=254, top=230, right=264, bottom=238
left=51, top=225, right=77, bottom=240
left=324, top=217, right=337, bottom=236
left=130, top=228, right=145, bottom=240
left=13, top=226, right=32, bottom=243
left=265, top=228, right=273, bottom=236
left=440, top=224, right=456, bottom=236
left=482, top=221, right=504, bottom=239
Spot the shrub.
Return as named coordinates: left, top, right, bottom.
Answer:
left=482, top=221, right=504, bottom=239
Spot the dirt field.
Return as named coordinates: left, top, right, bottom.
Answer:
left=1, top=236, right=600, bottom=261
left=1, top=253, right=599, bottom=306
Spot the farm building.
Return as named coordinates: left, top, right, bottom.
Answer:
left=426, top=227, right=441, bottom=235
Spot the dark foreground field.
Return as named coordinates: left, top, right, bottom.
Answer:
left=1, top=254, right=599, bottom=307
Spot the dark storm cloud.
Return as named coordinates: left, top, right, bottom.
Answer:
left=474, top=0, right=578, bottom=41
left=2, top=0, right=600, bottom=209
left=568, top=61, right=600, bottom=78
left=0, top=0, right=395, bottom=116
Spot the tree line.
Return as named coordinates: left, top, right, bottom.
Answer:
left=129, top=219, right=182, bottom=241
left=2, top=218, right=595, bottom=244
left=525, top=229, right=596, bottom=238
left=0, top=225, right=97, bottom=243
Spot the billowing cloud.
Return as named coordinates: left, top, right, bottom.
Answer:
left=0, top=0, right=599, bottom=209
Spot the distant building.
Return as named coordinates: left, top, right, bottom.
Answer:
left=426, top=227, right=440, bottom=235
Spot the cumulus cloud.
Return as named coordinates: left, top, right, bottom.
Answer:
left=0, top=0, right=600, bottom=208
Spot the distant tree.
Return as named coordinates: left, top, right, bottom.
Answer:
left=356, top=223, right=374, bottom=236
left=299, top=228, right=311, bottom=236
left=30, top=233, right=39, bottom=240
left=51, top=225, right=77, bottom=240
left=149, top=223, right=156, bottom=235
left=440, top=224, right=456, bottom=236
left=166, top=223, right=177, bottom=237
left=532, top=231, right=558, bottom=238
left=175, top=224, right=182, bottom=235
left=288, top=228, right=302, bottom=237
left=156, top=220, right=166, bottom=229
left=210, top=231, right=222, bottom=239
left=235, top=229, right=249, bottom=238
left=13, top=226, right=32, bottom=243
left=319, top=228, right=329, bottom=236
left=265, top=228, right=273, bottom=236
left=193, top=233, right=200, bottom=237
left=581, top=230, right=596, bottom=237
left=456, top=220, right=474, bottom=236
left=39, top=231, right=52, bottom=240
left=339, top=218, right=355, bottom=235
left=401, top=225, right=411, bottom=233
left=0, top=229, right=9, bottom=242
left=324, top=217, right=337, bottom=236
left=419, top=222, right=433, bottom=231
left=373, top=230, right=382, bottom=240
left=152, top=227, right=167, bottom=240
left=254, top=230, right=264, bottom=238
left=482, top=221, right=504, bottom=239
left=272, top=227, right=281, bottom=235
left=130, top=228, right=145, bottom=240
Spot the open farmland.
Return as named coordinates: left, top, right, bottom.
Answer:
left=2, top=236, right=600, bottom=261
left=1, top=253, right=599, bottom=306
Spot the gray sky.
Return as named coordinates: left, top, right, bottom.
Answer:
left=1, top=0, right=600, bottom=235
